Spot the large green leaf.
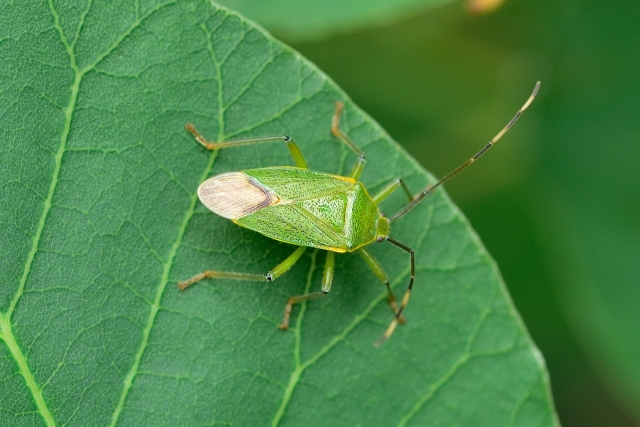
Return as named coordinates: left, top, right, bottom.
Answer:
left=0, top=1, right=558, bottom=425
left=215, top=0, right=456, bottom=41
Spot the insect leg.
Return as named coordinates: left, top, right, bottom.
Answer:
left=372, top=179, right=414, bottom=205
left=279, top=251, right=335, bottom=330
left=331, top=102, right=366, bottom=180
left=375, top=237, right=415, bottom=347
left=185, top=124, right=308, bottom=169
left=178, top=246, right=307, bottom=291
left=357, top=248, right=406, bottom=324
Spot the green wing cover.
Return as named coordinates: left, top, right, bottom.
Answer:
left=236, top=168, right=379, bottom=251
left=236, top=203, right=348, bottom=251
left=243, top=167, right=354, bottom=200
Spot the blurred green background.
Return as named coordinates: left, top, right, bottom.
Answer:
left=218, top=0, right=640, bottom=425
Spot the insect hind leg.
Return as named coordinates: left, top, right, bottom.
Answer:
left=357, top=248, right=406, bottom=324
left=178, top=246, right=307, bottom=290
left=279, top=251, right=335, bottom=330
left=375, top=237, right=415, bottom=347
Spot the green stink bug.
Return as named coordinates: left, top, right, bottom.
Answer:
left=179, top=82, right=540, bottom=346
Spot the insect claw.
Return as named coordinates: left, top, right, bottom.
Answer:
left=374, top=319, right=398, bottom=347
left=177, top=271, right=209, bottom=291
left=279, top=298, right=294, bottom=331
left=184, top=123, right=197, bottom=134
left=331, top=102, right=345, bottom=136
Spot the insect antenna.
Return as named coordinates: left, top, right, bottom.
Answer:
left=390, top=81, right=540, bottom=222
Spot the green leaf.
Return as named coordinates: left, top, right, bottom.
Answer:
left=0, top=1, right=558, bottom=426
left=215, top=0, right=456, bottom=41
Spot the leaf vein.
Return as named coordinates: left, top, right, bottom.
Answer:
left=271, top=265, right=411, bottom=426
left=81, top=0, right=179, bottom=73
left=0, top=1, right=91, bottom=423
left=109, top=5, right=228, bottom=421
left=108, top=148, right=220, bottom=426
left=70, top=0, right=94, bottom=50
left=223, top=46, right=281, bottom=112
left=396, top=307, right=492, bottom=427
left=226, top=91, right=320, bottom=140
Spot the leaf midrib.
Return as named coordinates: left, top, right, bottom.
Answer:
left=108, top=9, right=230, bottom=426
left=0, top=1, right=84, bottom=425
left=108, top=146, right=221, bottom=427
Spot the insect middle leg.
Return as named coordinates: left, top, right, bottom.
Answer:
left=279, top=251, right=335, bottom=330
left=357, top=248, right=406, bottom=324
left=178, top=246, right=307, bottom=291
left=185, top=124, right=308, bottom=169
left=331, top=102, right=366, bottom=180
left=375, top=237, right=415, bottom=347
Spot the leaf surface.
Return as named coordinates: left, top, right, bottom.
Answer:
left=0, top=1, right=557, bottom=426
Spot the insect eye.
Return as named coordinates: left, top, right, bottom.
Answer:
left=376, top=236, right=384, bottom=243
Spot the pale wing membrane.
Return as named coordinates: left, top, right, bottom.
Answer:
left=198, top=172, right=278, bottom=220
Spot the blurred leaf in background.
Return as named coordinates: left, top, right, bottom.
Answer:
left=233, top=0, right=639, bottom=426
left=215, top=0, right=456, bottom=41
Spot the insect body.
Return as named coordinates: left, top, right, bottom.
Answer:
left=179, top=82, right=540, bottom=346
left=200, top=168, right=388, bottom=252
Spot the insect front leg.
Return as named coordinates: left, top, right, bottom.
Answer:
left=331, top=102, right=366, bottom=180
left=357, top=248, right=406, bottom=324
left=375, top=237, right=415, bottom=347
left=372, top=178, right=414, bottom=205
left=184, top=124, right=308, bottom=169
left=178, top=246, right=307, bottom=291
left=279, top=251, right=335, bottom=330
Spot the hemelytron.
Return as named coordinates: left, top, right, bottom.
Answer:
left=178, top=82, right=540, bottom=346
